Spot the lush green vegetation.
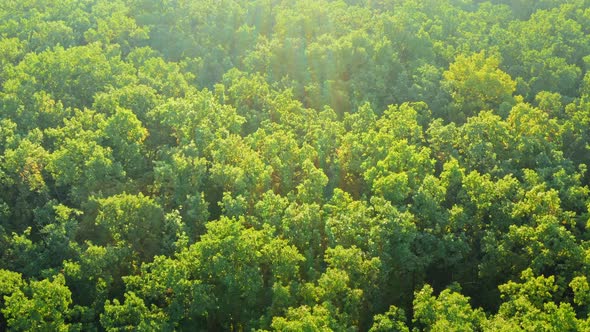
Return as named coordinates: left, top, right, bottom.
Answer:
left=2, top=0, right=590, bottom=330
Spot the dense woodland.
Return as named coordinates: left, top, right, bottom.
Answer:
left=2, top=0, right=590, bottom=330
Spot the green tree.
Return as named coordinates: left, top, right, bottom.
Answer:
left=101, top=107, right=149, bottom=178
left=442, top=51, right=516, bottom=121
left=271, top=304, right=334, bottom=332
left=2, top=274, right=72, bottom=331
left=181, top=217, right=304, bottom=330
left=369, top=305, right=409, bottom=332
left=487, top=268, right=582, bottom=331
left=93, top=193, right=179, bottom=262
left=100, top=292, right=158, bottom=331
left=0, top=269, right=24, bottom=330
left=413, top=284, right=486, bottom=331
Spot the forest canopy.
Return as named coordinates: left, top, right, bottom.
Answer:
left=2, top=0, right=590, bottom=330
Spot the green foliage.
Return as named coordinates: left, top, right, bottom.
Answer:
left=369, top=305, right=409, bottom=332
left=101, top=292, right=155, bottom=331
left=271, top=304, right=334, bottom=332
left=487, top=268, right=583, bottom=331
left=443, top=52, right=516, bottom=121
left=413, top=284, right=486, bottom=331
left=93, top=193, right=180, bottom=263
left=0, top=269, right=24, bottom=330
left=2, top=274, right=72, bottom=331
left=2, top=0, right=590, bottom=330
